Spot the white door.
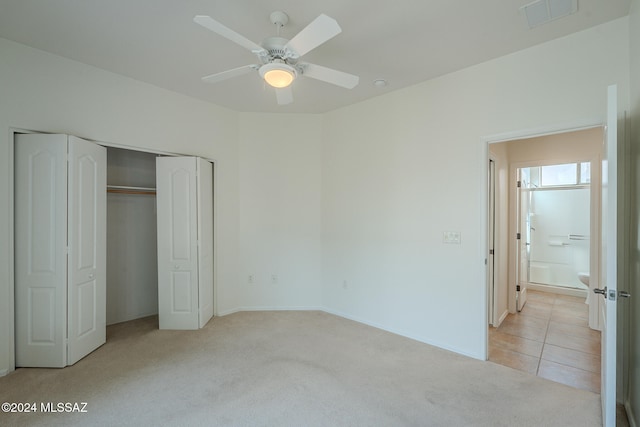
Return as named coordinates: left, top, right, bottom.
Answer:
left=67, top=136, right=107, bottom=365
left=197, top=158, right=214, bottom=327
left=15, top=134, right=106, bottom=367
left=15, top=134, right=69, bottom=367
left=596, top=84, right=618, bottom=427
left=156, top=157, right=199, bottom=330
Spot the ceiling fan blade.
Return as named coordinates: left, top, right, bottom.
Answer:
left=194, top=15, right=266, bottom=55
left=275, top=86, right=293, bottom=105
left=302, top=63, right=359, bottom=89
left=285, top=14, right=341, bottom=57
left=202, top=65, right=256, bottom=84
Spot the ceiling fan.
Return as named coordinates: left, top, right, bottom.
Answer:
left=193, top=11, right=359, bottom=105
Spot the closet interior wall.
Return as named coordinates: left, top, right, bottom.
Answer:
left=106, top=147, right=158, bottom=325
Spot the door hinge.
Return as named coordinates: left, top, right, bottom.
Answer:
left=516, top=233, right=521, bottom=240
left=516, top=285, right=521, bottom=292
left=489, top=249, right=494, bottom=255
left=517, top=180, right=521, bottom=188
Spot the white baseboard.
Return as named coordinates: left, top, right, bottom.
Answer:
left=496, top=309, right=509, bottom=327
left=240, top=305, right=324, bottom=312
left=216, top=306, right=323, bottom=317
left=216, top=305, right=484, bottom=360
left=0, top=368, right=8, bottom=377
left=216, top=307, right=241, bottom=317
left=527, top=283, right=588, bottom=298
left=106, top=311, right=159, bottom=326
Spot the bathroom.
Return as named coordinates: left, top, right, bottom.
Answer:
left=520, top=162, right=591, bottom=296
left=488, top=126, right=603, bottom=329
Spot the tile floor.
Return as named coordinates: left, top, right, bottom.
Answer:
left=489, top=290, right=601, bottom=393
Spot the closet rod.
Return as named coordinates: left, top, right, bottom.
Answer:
left=107, top=185, right=156, bottom=195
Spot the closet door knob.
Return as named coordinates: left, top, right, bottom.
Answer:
left=175, top=265, right=180, bottom=270
left=88, top=273, right=94, bottom=279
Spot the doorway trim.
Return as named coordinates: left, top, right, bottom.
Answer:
left=480, top=118, right=603, bottom=360
left=7, top=127, right=219, bottom=374
left=487, top=156, right=496, bottom=326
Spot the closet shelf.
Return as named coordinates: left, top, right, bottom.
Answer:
left=107, top=185, right=156, bottom=195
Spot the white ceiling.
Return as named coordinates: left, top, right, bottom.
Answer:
left=0, top=0, right=630, bottom=113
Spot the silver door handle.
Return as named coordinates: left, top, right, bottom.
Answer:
left=619, top=291, right=631, bottom=298
left=594, top=287, right=607, bottom=297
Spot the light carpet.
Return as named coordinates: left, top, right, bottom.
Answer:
left=0, top=311, right=601, bottom=426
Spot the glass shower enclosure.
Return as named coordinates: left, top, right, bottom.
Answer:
left=517, top=162, right=591, bottom=296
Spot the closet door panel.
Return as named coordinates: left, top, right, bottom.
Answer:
left=15, top=134, right=68, bottom=368
left=157, top=157, right=199, bottom=329
left=197, top=158, right=214, bottom=327
left=67, top=136, right=107, bottom=365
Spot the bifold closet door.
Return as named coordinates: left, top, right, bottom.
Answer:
left=197, top=158, right=213, bottom=328
left=67, top=136, right=107, bottom=365
left=15, top=134, right=106, bottom=368
left=156, top=157, right=213, bottom=330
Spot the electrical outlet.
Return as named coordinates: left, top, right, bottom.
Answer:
left=443, top=231, right=461, bottom=244
left=248, top=274, right=254, bottom=284
left=342, top=280, right=348, bottom=290
left=271, top=274, right=278, bottom=284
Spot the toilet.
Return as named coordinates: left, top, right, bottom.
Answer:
left=578, top=272, right=590, bottom=304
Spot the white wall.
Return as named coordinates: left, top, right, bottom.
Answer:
left=236, top=113, right=323, bottom=312
left=322, top=18, right=630, bottom=359
left=0, top=38, right=240, bottom=374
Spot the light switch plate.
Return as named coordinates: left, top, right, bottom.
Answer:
left=443, top=231, right=461, bottom=244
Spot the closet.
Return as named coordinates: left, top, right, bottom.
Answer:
left=106, top=147, right=159, bottom=325
left=15, top=134, right=215, bottom=368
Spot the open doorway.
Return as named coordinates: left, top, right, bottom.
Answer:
left=486, top=126, right=604, bottom=393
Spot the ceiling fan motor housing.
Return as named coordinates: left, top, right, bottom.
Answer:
left=261, top=36, right=299, bottom=63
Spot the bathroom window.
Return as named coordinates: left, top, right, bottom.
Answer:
left=538, top=162, right=591, bottom=187
left=541, top=163, right=577, bottom=186
left=579, top=162, right=591, bottom=184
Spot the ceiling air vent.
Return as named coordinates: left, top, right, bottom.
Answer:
left=521, top=0, right=578, bottom=28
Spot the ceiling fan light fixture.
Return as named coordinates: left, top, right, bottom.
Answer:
left=260, top=62, right=296, bottom=88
